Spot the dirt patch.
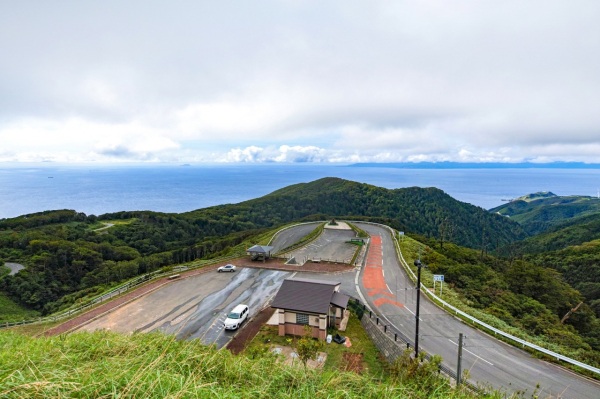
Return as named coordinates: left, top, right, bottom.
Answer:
left=270, top=345, right=327, bottom=369
left=341, top=352, right=365, bottom=373
left=226, top=307, right=276, bottom=354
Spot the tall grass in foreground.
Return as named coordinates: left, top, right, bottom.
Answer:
left=0, top=330, right=512, bottom=399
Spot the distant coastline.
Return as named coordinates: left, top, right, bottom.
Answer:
left=348, top=162, right=600, bottom=169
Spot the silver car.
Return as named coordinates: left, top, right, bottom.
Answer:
left=217, top=264, right=236, bottom=273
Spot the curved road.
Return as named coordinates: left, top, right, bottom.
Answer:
left=355, top=223, right=600, bottom=399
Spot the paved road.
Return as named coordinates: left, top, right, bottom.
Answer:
left=79, top=268, right=291, bottom=348
left=4, top=262, right=24, bottom=275
left=355, top=223, right=600, bottom=399
left=270, top=222, right=321, bottom=253
left=283, top=228, right=358, bottom=264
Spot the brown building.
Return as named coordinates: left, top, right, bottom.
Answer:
left=271, top=277, right=349, bottom=340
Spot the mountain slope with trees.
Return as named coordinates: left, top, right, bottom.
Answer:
left=487, top=192, right=600, bottom=355
left=407, top=236, right=600, bottom=364
left=490, top=192, right=600, bottom=236
left=0, top=177, right=525, bottom=317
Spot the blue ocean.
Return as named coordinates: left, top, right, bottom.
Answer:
left=1, top=163, right=600, bottom=219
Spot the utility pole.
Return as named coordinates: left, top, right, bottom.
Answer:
left=457, top=333, right=464, bottom=386
left=414, top=259, right=423, bottom=357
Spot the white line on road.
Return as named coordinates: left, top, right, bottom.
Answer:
left=386, top=283, right=393, bottom=294
left=448, top=339, right=494, bottom=366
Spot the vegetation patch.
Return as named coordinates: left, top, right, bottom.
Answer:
left=0, top=291, right=39, bottom=323
left=399, top=234, right=600, bottom=371
left=247, top=312, right=385, bottom=377
left=0, top=329, right=507, bottom=398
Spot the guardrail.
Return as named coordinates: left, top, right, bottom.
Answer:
left=381, top=224, right=600, bottom=376
left=347, top=296, right=484, bottom=394
left=2, top=222, right=326, bottom=330
left=0, top=254, right=239, bottom=330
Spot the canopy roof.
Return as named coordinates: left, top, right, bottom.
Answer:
left=247, top=245, right=274, bottom=254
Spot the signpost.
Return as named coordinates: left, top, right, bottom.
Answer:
left=433, top=274, right=444, bottom=297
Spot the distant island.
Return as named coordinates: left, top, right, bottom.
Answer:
left=348, top=162, right=600, bottom=169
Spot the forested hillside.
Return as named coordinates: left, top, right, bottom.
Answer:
left=0, top=178, right=525, bottom=318
left=491, top=192, right=600, bottom=235
left=188, top=177, right=526, bottom=249
left=411, top=237, right=600, bottom=364
left=492, top=193, right=600, bottom=331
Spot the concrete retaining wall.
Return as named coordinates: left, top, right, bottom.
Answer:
left=360, top=312, right=408, bottom=363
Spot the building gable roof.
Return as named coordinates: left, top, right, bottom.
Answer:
left=247, top=245, right=274, bottom=254
left=271, top=278, right=345, bottom=314
left=331, top=291, right=350, bottom=309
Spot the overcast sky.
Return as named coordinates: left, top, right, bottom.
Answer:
left=1, top=1, right=599, bottom=164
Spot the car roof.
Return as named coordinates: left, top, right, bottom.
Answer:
left=230, top=304, right=248, bottom=312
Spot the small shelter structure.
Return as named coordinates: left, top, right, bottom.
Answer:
left=271, top=277, right=349, bottom=340
left=246, top=245, right=274, bottom=261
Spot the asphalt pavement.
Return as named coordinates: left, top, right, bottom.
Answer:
left=79, top=267, right=292, bottom=348
left=354, top=222, right=600, bottom=399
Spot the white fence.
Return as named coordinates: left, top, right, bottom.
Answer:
left=380, top=223, right=600, bottom=376
left=0, top=255, right=236, bottom=330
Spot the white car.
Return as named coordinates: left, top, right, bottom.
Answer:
left=217, top=264, right=236, bottom=273
left=224, top=304, right=249, bottom=330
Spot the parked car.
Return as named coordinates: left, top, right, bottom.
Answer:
left=224, top=304, right=249, bottom=330
left=217, top=264, right=236, bottom=273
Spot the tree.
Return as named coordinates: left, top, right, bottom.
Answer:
left=295, top=325, right=323, bottom=370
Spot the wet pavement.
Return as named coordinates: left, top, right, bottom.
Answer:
left=79, top=267, right=291, bottom=348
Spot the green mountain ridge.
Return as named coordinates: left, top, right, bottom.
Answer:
left=490, top=192, right=600, bottom=235
left=0, top=178, right=524, bottom=315
left=2, top=179, right=600, bottom=387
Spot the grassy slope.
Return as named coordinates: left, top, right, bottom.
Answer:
left=0, top=292, right=39, bottom=322
left=0, top=330, right=506, bottom=399
left=399, top=235, right=600, bottom=367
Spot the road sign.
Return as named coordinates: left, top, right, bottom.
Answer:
left=433, top=275, right=444, bottom=297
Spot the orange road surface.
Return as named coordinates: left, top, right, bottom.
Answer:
left=362, top=235, right=404, bottom=308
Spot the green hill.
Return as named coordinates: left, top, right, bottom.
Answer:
left=489, top=193, right=600, bottom=349
left=490, top=192, right=600, bottom=235
left=0, top=178, right=524, bottom=318
left=189, top=177, right=526, bottom=249
left=406, top=235, right=600, bottom=358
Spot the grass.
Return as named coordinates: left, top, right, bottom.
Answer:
left=397, top=235, right=600, bottom=376
left=0, top=292, right=40, bottom=323
left=247, top=312, right=385, bottom=377
left=0, top=329, right=509, bottom=398
left=87, top=219, right=137, bottom=231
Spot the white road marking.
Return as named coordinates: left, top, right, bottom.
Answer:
left=448, top=339, right=494, bottom=366
left=386, top=283, right=393, bottom=294
left=403, top=307, right=415, bottom=316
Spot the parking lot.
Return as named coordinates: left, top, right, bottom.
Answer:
left=280, top=227, right=359, bottom=264
left=79, top=267, right=292, bottom=348
left=77, top=223, right=361, bottom=348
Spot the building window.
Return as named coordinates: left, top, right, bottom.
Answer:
left=296, top=313, right=309, bottom=325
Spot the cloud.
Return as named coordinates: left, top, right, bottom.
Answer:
left=224, top=145, right=328, bottom=163
left=1, top=1, right=599, bottom=163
